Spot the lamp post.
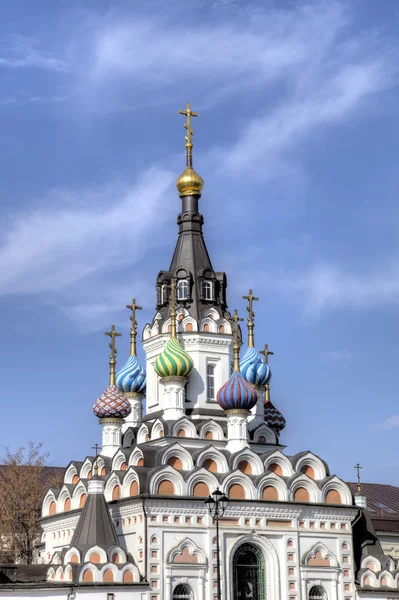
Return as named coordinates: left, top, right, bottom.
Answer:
left=205, top=488, right=229, bottom=600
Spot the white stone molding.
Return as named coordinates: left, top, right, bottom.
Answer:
left=128, top=447, right=144, bottom=467
left=71, top=481, right=88, bottom=510
left=151, top=418, right=165, bottom=440
left=231, top=448, right=264, bottom=476
left=196, top=445, right=229, bottom=473
left=256, top=472, right=289, bottom=501
left=289, top=473, right=322, bottom=503
left=198, top=419, right=224, bottom=440
left=56, top=486, right=72, bottom=513
left=79, top=563, right=98, bottom=583
left=79, top=457, right=94, bottom=479
left=166, top=537, right=207, bottom=564
left=161, top=443, right=194, bottom=471
left=104, top=472, right=123, bottom=502
left=123, top=428, right=135, bottom=448
left=64, top=547, right=81, bottom=565
left=121, top=467, right=140, bottom=497
left=137, top=423, right=149, bottom=444
left=361, top=555, right=382, bottom=571
left=149, top=465, right=186, bottom=496
left=302, top=542, right=338, bottom=567
left=251, top=423, right=276, bottom=444
left=293, top=451, right=327, bottom=480
left=64, top=463, right=79, bottom=484
left=321, top=475, right=352, bottom=505
left=263, top=450, right=294, bottom=477
left=112, top=449, right=128, bottom=472
left=120, top=563, right=140, bottom=582
left=379, top=570, right=395, bottom=587
left=222, top=471, right=257, bottom=500
left=186, top=468, right=219, bottom=496
left=108, top=545, right=127, bottom=563
left=171, top=417, right=197, bottom=438
left=42, top=490, right=57, bottom=517
left=84, top=545, right=107, bottom=564
left=360, top=569, right=378, bottom=587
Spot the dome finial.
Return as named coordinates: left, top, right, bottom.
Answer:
left=259, top=343, right=274, bottom=402
left=104, top=325, right=122, bottom=386
left=125, top=298, right=142, bottom=357
left=243, top=289, right=259, bottom=348
left=176, top=103, right=204, bottom=197
left=228, top=309, right=244, bottom=371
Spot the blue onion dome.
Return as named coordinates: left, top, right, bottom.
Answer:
left=240, top=347, right=271, bottom=387
left=154, top=338, right=194, bottom=378
left=217, top=371, right=258, bottom=412
left=116, top=355, right=146, bottom=394
left=93, top=385, right=132, bottom=419
left=264, top=400, right=286, bottom=434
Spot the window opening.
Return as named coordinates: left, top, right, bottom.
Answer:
left=173, top=584, right=194, bottom=600
left=309, top=585, right=327, bottom=600
left=202, top=280, right=213, bottom=300
left=177, top=279, right=189, bottom=300
left=233, top=543, right=265, bottom=600
left=207, top=364, right=215, bottom=401
left=161, top=284, right=168, bottom=304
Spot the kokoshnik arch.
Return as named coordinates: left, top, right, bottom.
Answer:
left=1, top=105, right=396, bottom=600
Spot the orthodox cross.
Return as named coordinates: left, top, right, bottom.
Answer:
left=169, top=279, right=177, bottom=339
left=178, top=102, right=198, bottom=167
left=354, top=463, right=363, bottom=493
left=227, top=310, right=244, bottom=371
left=260, top=344, right=274, bottom=403
left=91, top=443, right=100, bottom=475
left=126, top=298, right=142, bottom=357
left=104, top=325, right=122, bottom=386
left=243, top=289, right=259, bottom=347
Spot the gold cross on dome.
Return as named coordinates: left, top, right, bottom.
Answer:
left=104, top=325, right=122, bottom=385
left=178, top=103, right=198, bottom=167
left=126, top=298, right=142, bottom=357
left=227, top=310, right=243, bottom=371
left=243, top=289, right=259, bottom=347
left=259, top=343, right=274, bottom=365
left=354, top=463, right=363, bottom=493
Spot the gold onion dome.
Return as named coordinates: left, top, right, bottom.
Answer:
left=176, top=166, right=204, bottom=197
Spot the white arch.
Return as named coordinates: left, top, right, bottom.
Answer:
left=198, top=420, right=224, bottom=441
left=79, top=458, right=94, bottom=480
left=161, top=443, right=194, bottom=471
left=64, top=463, right=79, bottom=485
left=151, top=419, right=165, bottom=440
left=99, top=562, right=120, bottom=582
left=104, top=472, right=122, bottom=501
left=84, top=546, right=107, bottom=564
left=64, top=565, right=73, bottom=582
left=167, top=537, right=207, bottom=564
left=56, top=486, right=72, bottom=513
left=112, top=450, right=128, bottom=472
left=181, top=315, right=198, bottom=332
left=120, top=563, right=140, bottom=582
left=303, top=542, right=338, bottom=567
left=361, top=555, right=382, bottom=572
left=222, top=471, right=257, bottom=500
left=252, top=424, right=276, bottom=444
left=196, top=446, right=229, bottom=473
left=288, top=473, right=321, bottom=503
left=71, top=481, right=88, bottom=510
left=257, top=472, right=289, bottom=501
left=322, top=476, right=352, bottom=505
left=360, top=570, right=377, bottom=587
left=79, top=563, right=99, bottom=583
left=128, top=447, right=144, bottom=467
left=227, top=535, right=280, bottom=600
left=200, top=316, right=218, bottom=333
left=263, top=450, right=294, bottom=477
left=231, top=449, right=264, bottom=476
left=121, top=467, right=140, bottom=498
left=186, top=468, right=219, bottom=496
left=64, top=547, right=81, bottom=565
left=293, top=452, right=327, bottom=480
left=137, top=423, right=150, bottom=444
left=171, top=417, right=197, bottom=438
left=46, top=567, right=56, bottom=581
left=123, top=429, right=135, bottom=448
left=42, top=490, right=57, bottom=517
left=108, top=545, right=127, bottom=564
left=379, top=570, right=394, bottom=587
left=149, top=465, right=186, bottom=496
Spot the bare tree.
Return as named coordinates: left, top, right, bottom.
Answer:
left=0, top=442, right=63, bottom=564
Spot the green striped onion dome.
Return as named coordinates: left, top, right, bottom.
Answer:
left=154, top=338, right=194, bottom=378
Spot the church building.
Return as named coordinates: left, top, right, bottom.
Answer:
left=0, top=105, right=397, bottom=600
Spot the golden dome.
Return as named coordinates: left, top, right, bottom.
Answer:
left=176, top=166, right=204, bottom=197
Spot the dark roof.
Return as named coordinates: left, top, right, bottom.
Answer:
left=352, top=508, right=386, bottom=575
left=0, top=565, right=48, bottom=584
left=69, top=478, right=119, bottom=554
left=347, top=482, right=399, bottom=532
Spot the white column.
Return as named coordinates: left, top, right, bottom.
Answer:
left=226, top=410, right=249, bottom=453
left=248, top=386, right=264, bottom=429
left=160, top=376, right=187, bottom=421
left=122, top=392, right=143, bottom=432
left=99, top=417, right=122, bottom=457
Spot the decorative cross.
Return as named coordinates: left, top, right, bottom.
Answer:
left=259, top=343, right=274, bottom=365
left=227, top=310, right=243, bottom=371
left=243, top=289, right=259, bottom=347
left=126, top=298, right=142, bottom=356
left=178, top=102, right=198, bottom=166
left=104, top=325, right=122, bottom=385
left=92, top=443, right=100, bottom=475
left=354, top=463, right=363, bottom=493
left=169, top=279, right=177, bottom=339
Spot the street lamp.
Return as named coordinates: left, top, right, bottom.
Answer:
left=205, top=488, right=229, bottom=600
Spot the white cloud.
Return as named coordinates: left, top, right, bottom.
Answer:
left=378, top=416, right=399, bottom=431
left=0, top=168, right=175, bottom=296
left=0, top=36, right=66, bottom=71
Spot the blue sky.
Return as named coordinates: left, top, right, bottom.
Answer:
left=1, top=0, right=399, bottom=485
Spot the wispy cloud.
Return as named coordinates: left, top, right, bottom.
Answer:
left=0, top=168, right=174, bottom=297
left=377, top=416, right=399, bottom=431
left=321, top=349, right=356, bottom=361
left=0, top=35, right=66, bottom=71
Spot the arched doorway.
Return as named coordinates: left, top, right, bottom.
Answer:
left=173, top=583, right=194, bottom=600
left=309, top=585, right=327, bottom=600
left=233, top=543, right=265, bottom=600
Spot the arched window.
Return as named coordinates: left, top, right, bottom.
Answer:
left=161, top=284, right=168, bottom=304
left=233, top=543, right=265, bottom=600
left=173, top=584, right=194, bottom=600
left=202, top=280, right=213, bottom=300
left=177, top=279, right=189, bottom=300
left=206, top=364, right=215, bottom=401
left=309, top=585, right=327, bottom=599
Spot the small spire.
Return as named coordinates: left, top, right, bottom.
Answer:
left=243, top=289, right=259, bottom=348
left=227, top=310, right=244, bottom=371
left=354, top=462, right=363, bottom=493
left=169, top=279, right=177, bottom=339
left=178, top=102, right=198, bottom=168
left=104, top=325, right=122, bottom=386
left=259, top=344, right=274, bottom=402
left=125, top=298, right=142, bottom=357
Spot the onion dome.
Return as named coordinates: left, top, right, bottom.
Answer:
left=93, top=385, right=131, bottom=419
left=217, top=370, right=258, bottom=412
left=240, top=347, right=271, bottom=387
left=176, top=166, right=204, bottom=197
left=116, top=355, right=146, bottom=394
left=154, top=338, right=194, bottom=378
left=264, top=398, right=286, bottom=435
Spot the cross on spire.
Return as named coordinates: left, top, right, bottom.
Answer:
left=354, top=462, right=363, bottom=493
left=104, top=325, right=122, bottom=386
left=259, top=343, right=274, bottom=365
left=91, top=443, right=100, bottom=475
left=243, top=289, right=259, bottom=347
left=178, top=102, right=198, bottom=167
left=126, top=298, right=142, bottom=357
left=227, top=310, right=243, bottom=371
